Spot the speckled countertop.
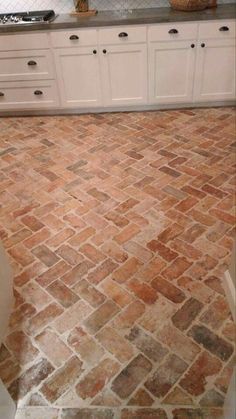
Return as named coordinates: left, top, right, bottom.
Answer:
left=0, top=3, right=235, bottom=33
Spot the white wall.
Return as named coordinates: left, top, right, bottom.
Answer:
left=0, top=0, right=233, bottom=14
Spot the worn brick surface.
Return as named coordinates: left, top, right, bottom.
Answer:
left=180, top=351, right=222, bottom=396
left=158, top=323, right=200, bottom=363
left=35, top=329, right=72, bottom=367
left=96, top=326, right=134, bottom=362
left=121, top=408, right=168, bottom=418
left=41, top=356, right=84, bottom=403
left=1, top=108, right=235, bottom=417
left=67, top=327, right=104, bottom=366
left=76, top=358, right=120, bottom=399
left=145, top=354, right=188, bottom=398
left=126, top=325, right=167, bottom=362
left=111, top=354, right=152, bottom=398
left=188, top=324, right=234, bottom=361
left=172, top=297, right=204, bottom=331
left=9, top=358, right=54, bottom=401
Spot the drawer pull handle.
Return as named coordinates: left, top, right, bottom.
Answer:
left=93, top=49, right=97, bottom=54
left=118, top=32, right=128, bottom=38
left=219, top=26, right=229, bottom=31
left=169, top=29, right=178, bottom=34
left=28, top=60, right=37, bottom=66
left=191, top=43, right=195, bottom=48
left=201, top=43, right=205, bottom=48
left=0, top=92, right=4, bottom=97
left=34, top=90, right=43, bottom=96
left=103, top=49, right=107, bottom=54
left=69, top=34, right=79, bottom=40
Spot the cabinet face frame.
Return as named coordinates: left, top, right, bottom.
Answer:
left=193, top=37, right=236, bottom=102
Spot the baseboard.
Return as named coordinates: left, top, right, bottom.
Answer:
left=224, top=368, right=236, bottom=419
left=0, top=380, right=16, bottom=419
left=0, top=101, right=235, bottom=118
left=223, top=270, right=236, bottom=322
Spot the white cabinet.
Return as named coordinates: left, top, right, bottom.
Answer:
left=0, top=31, right=59, bottom=112
left=148, top=22, right=197, bottom=105
left=52, top=26, right=147, bottom=108
left=149, top=40, right=196, bottom=104
left=0, top=50, right=54, bottom=82
left=0, top=18, right=235, bottom=113
left=193, top=38, right=235, bottom=102
left=99, top=26, right=147, bottom=106
left=54, top=47, right=102, bottom=108
left=0, top=32, right=50, bottom=51
left=0, top=80, right=59, bottom=110
left=148, top=20, right=236, bottom=105
left=101, top=43, right=147, bottom=106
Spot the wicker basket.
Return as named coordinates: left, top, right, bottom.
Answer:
left=169, top=0, right=209, bottom=11
left=73, top=0, right=89, bottom=12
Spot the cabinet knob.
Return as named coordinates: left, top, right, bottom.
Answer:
left=168, top=28, right=178, bottom=34
left=118, top=32, right=128, bottom=38
left=0, top=92, right=4, bottom=97
left=34, top=90, right=43, bottom=96
left=219, top=26, right=229, bottom=31
left=103, top=49, right=107, bottom=54
left=201, top=43, right=205, bottom=48
left=191, top=43, right=195, bottom=48
left=93, top=49, right=97, bottom=54
left=69, top=34, right=79, bottom=40
left=28, top=60, right=37, bottom=66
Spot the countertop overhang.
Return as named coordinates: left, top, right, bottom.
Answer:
left=0, top=3, right=235, bottom=34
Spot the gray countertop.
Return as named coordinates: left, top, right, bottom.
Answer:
left=0, top=3, right=235, bottom=33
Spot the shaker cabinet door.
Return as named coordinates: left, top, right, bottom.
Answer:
left=100, top=43, right=147, bottom=107
left=54, top=47, right=102, bottom=108
left=193, top=38, right=236, bottom=102
left=149, top=40, right=196, bottom=104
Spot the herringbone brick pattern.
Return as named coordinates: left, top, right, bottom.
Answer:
left=0, top=107, right=235, bottom=419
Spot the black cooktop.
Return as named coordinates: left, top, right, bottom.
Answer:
left=0, top=10, right=56, bottom=25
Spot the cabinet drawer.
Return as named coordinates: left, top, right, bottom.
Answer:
left=51, top=29, right=97, bottom=48
left=198, top=20, right=236, bottom=39
left=0, top=33, right=50, bottom=51
left=149, top=23, right=198, bottom=42
left=99, top=26, right=146, bottom=45
left=0, top=80, right=59, bottom=110
left=0, top=50, right=55, bottom=82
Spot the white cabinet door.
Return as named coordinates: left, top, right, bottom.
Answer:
left=54, top=47, right=102, bottom=108
left=100, top=44, right=147, bottom=107
left=149, top=40, right=196, bottom=104
left=194, top=39, right=236, bottom=102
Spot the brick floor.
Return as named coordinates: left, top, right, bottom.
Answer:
left=0, top=107, right=235, bottom=419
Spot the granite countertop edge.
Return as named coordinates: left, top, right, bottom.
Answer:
left=0, top=3, right=235, bottom=34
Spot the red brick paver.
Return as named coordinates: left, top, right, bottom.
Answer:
left=0, top=108, right=235, bottom=418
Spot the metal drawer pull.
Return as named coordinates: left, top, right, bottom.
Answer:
left=191, top=44, right=195, bottom=48
left=219, top=26, right=229, bottom=31
left=28, top=60, right=37, bottom=66
left=34, top=90, right=43, bottom=96
left=0, top=92, right=4, bottom=97
left=69, top=34, right=79, bottom=40
left=169, top=28, right=178, bottom=34
left=201, top=43, right=205, bottom=48
left=93, top=49, right=97, bottom=54
left=103, top=49, right=107, bottom=54
left=118, top=32, right=128, bottom=38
